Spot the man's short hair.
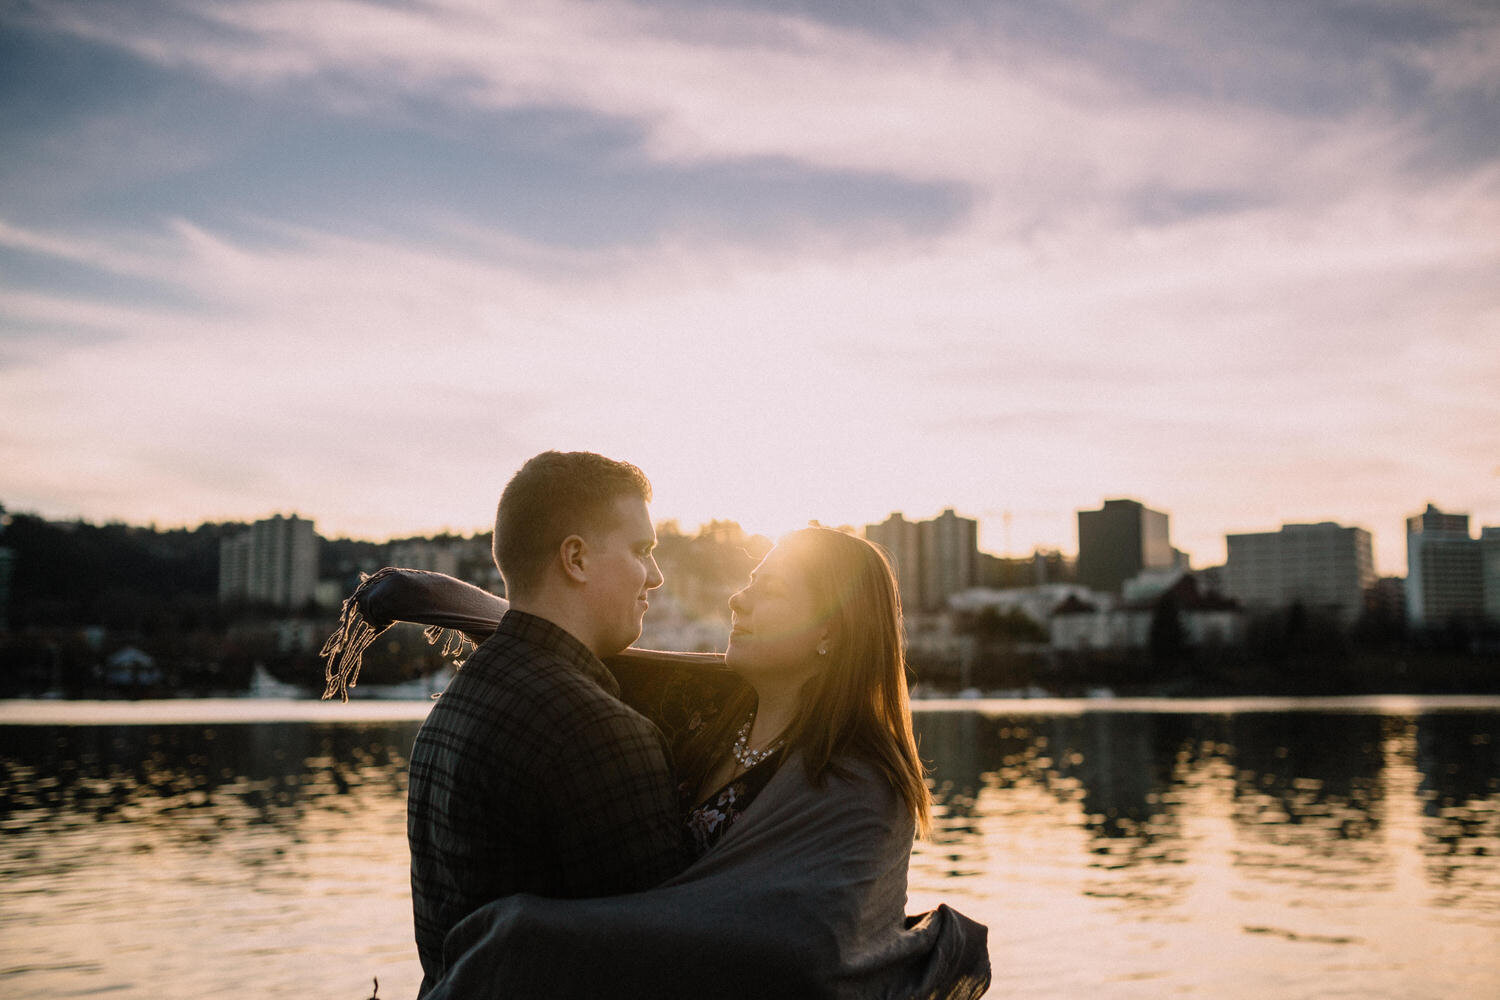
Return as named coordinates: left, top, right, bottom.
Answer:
left=493, top=451, right=653, bottom=599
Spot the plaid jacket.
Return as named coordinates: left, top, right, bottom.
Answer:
left=408, top=610, right=686, bottom=994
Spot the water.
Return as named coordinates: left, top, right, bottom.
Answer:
left=2, top=698, right=1498, bottom=999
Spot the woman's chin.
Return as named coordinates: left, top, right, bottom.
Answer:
left=725, top=644, right=765, bottom=676
left=726, top=648, right=811, bottom=684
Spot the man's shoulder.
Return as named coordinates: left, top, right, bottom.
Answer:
left=430, top=630, right=647, bottom=735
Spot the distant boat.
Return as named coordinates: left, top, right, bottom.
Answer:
left=347, top=664, right=457, bottom=700
left=104, top=647, right=163, bottom=689
left=247, top=663, right=308, bottom=699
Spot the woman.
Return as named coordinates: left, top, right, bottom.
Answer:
left=324, top=527, right=989, bottom=999
left=674, top=527, right=931, bottom=858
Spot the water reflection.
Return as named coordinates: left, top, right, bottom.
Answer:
left=0, top=721, right=419, bottom=840
left=912, top=711, right=1500, bottom=889
left=909, top=709, right=1500, bottom=997
left=1414, top=714, right=1500, bottom=908
left=2, top=708, right=1499, bottom=999
left=0, top=722, right=425, bottom=999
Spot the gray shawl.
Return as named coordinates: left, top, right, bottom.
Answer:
left=322, top=568, right=991, bottom=999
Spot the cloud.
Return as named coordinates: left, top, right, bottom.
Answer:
left=27, top=0, right=1491, bottom=199
left=3, top=0, right=1498, bottom=575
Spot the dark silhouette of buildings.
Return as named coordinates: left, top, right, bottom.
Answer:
left=979, top=549, right=1074, bottom=589
left=921, top=508, right=979, bottom=611
left=865, top=512, right=923, bottom=609
left=219, top=514, right=320, bottom=608
left=0, top=545, right=11, bottom=634
left=1076, top=499, right=1174, bottom=594
left=866, top=508, right=980, bottom=611
left=1405, top=504, right=1486, bottom=628
left=1223, top=521, right=1375, bottom=625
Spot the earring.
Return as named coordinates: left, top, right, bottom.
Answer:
left=817, top=642, right=829, bottom=656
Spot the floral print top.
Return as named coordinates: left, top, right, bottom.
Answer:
left=682, top=749, right=783, bottom=857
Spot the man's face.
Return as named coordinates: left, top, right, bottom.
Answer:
left=583, top=495, right=664, bottom=655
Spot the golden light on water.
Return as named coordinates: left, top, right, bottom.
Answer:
left=4, top=700, right=1500, bottom=998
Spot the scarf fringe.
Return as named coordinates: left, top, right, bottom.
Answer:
left=321, top=568, right=477, bottom=702
left=424, top=623, right=475, bottom=663
left=320, top=568, right=396, bottom=702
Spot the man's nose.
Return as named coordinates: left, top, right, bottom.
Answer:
left=646, top=557, right=664, bottom=590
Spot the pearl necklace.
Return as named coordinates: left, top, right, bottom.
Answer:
left=731, top=712, right=784, bottom=770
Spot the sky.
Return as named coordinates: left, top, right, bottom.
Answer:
left=2, top=0, right=1498, bottom=575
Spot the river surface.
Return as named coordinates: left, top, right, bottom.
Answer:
left=2, top=696, right=1498, bottom=999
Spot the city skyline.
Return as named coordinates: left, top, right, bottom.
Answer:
left=3, top=2, right=1497, bottom=579
left=10, top=492, right=1495, bottom=586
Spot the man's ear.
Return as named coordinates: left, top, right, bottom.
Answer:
left=559, top=535, right=589, bottom=585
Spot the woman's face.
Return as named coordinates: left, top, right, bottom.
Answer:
left=725, top=544, right=828, bottom=680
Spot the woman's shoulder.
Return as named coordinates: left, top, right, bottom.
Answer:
left=790, top=750, right=912, bottom=833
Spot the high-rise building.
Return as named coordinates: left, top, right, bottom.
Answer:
left=919, top=508, right=979, bottom=612
left=1076, top=499, right=1173, bottom=594
left=1363, top=576, right=1407, bottom=629
left=865, top=513, right=923, bottom=611
left=220, top=514, right=320, bottom=608
left=978, top=549, right=1076, bottom=590
left=1482, top=527, right=1500, bottom=624
left=0, top=504, right=11, bottom=631
left=219, top=534, right=250, bottom=603
left=388, top=537, right=470, bottom=578
left=864, top=508, right=980, bottom=612
left=0, top=545, right=12, bottom=631
left=1223, top=522, right=1375, bottom=624
left=1404, top=504, right=1483, bottom=628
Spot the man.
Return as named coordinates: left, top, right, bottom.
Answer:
left=407, top=451, right=683, bottom=995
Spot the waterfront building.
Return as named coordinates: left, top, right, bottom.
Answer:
left=920, top=508, right=980, bottom=612
left=949, top=583, right=1097, bottom=634
left=1050, top=571, right=1243, bottom=652
left=1404, top=504, right=1483, bottom=628
left=220, top=535, right=250, bottom=602
left=387, top=537, right=474, bottom=578
left=104, top=646, right=161, bottom=688
left=1076, top=499, right=1174, bottom=594
left=219, top=514, right=320, bottom=608
left=979, top=549, right=1074, bottom=590
left=636, top=586, right=729, bottom=654
left=1032, top=549, right=1074, bottom=585
left=1223, top=521, right=1375, bottom=625
left=1195, top=564, right=1226, bottom=595
left=1483, top=527, right=1500, bottom=624
left=864, top=508, right=980, bottom=612
left=1363, top=576, right=1407, bottom=630
left=0, top=545, right=12, bottom=631
left=865, top=512, right=924, bottom=610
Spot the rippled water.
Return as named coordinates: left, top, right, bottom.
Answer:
left=2, top=699, right=1498, bottom=999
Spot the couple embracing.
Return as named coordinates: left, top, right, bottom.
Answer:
left=323, top=451, right=990, bottom=999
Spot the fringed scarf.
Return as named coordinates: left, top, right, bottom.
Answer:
left=319, top=567, right=501, bottom=701
left=426, top=753, right=992, bottom=1000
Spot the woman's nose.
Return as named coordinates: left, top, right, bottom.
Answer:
left=728, top=587, right=747, bottom=615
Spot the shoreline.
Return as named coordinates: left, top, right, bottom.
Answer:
left=5, top=692, right=1500, bottom=726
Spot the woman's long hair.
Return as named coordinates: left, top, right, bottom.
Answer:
left=682, top=526, right=931, bottom=836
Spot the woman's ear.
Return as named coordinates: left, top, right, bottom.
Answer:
left=816, top=631, right=831, bottom=657
left=560, top=535, right=588, bottom=584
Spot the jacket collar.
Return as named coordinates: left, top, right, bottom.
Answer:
left=494, top=609, right=621, bottom=698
